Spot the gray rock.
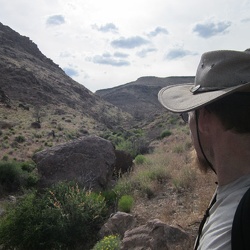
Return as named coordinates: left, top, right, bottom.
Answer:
left=99, top=212, right=137, bottom=239
left=32, top=135, right=116, bottom=191
left=121, top=219, right=191, bottom=250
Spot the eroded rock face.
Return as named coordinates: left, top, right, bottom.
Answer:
left=121, top=219, right=191, bottom=250
left=32, top=135, right=116, bottom=191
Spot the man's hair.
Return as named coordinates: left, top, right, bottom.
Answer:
left=205, top=92, right=250, bottom=133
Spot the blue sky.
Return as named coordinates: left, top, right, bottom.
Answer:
left=1, top=0, right=250, bottom=92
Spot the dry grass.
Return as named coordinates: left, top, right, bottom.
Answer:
left=116, top=126, right=216, bottom=247
left=0, top=103, right=102, bottom=161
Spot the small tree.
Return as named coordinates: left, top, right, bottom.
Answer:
left=33, top=106, right=46, bottom=123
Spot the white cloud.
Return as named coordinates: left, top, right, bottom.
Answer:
left=147, top=27, right=168, bottom=37
left=111, top=36, right=150, bottom=49
left=193, top=20, right=232, bottom=38
left=46, top=15, right=66, bottom=27
left=92, top=23, right=119, bottom=33
left=91, top=53, right=130, bottom=66
left=136, top=48, right=157, bottom=58
left=165, top=48, right=197, bottom=60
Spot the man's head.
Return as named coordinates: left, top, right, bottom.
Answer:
left=158, top=49, right=250, bottom=173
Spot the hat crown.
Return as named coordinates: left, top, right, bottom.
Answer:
left=194, top=50, right=250, bottom=92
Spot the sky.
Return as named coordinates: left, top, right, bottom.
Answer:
left=1, top=0, right=250, bottom=92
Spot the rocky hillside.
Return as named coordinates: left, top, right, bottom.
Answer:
left=96, top=76, right=195, bottom=121
left=0, top=22, right=132, bottom=130
left=0, top=22, right=192, bottom=161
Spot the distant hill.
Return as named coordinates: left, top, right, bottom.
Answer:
left=96, top=76, right=194, bottom=120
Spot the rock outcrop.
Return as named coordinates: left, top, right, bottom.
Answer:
left=121, top=218, right=191, bottom=250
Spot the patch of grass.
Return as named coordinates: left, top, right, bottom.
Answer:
left=118, top=195, right=134, bottom=213
left=113, top=153, right=170, bottom=199
left=134, top=154, right=147, bottom=165
left=172, top=167, right=197, bottom=192
left=159, top=129, right=172, bottom=139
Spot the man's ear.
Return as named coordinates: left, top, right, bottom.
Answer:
left=197, top=108, right=211, bottom=134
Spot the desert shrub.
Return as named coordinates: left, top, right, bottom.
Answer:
left=2, top=155, right=8, bottom=161
left=116, top=140, right=136, bottom=157
left=0, top=182, right=108, bottom=250
left=92, top=235, right=121, bottom=250
left=0, top=161, right=37, bottom=192
left=134, top=154, right=147, bottom=165
left=14, top=135, right=25, bottom=143
left=20, top=162, right=36, bottom=173
left=101, top=190, right=118, bottom=209
left=113, top=174, right=137, bottom=197
left=173, top=145, right=184, bottom=153
left=159, top=129, right=172, bottom=139
left=118, top=195, right=134, bottom=213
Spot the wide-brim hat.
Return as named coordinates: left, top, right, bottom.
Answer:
left=158, top=50, right=250, bottom=113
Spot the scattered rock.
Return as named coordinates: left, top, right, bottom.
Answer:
left=8, top=195, right=17, bottom=203
left=99, top=212, right=137, bottom=239
left=32, top=135, right=116, bottom=191
left=121, top=219, right=191, bottom=250
left=31, top=122, right=41, bottom=129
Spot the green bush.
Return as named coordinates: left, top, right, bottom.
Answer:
left=0, top=182, right=108, bottom=250
left=159, top=130, right=172, bottom=139
left=134, top=154, right=147, bottom=165
left=118, top=195, right=134, bottom=213
left=2, top=155, right=8, bottom=161
left=0, top=161, right=38, bottom=192
left=14, top=135, right=25, bottom=143
left=92, top=235, right=120, bottom=250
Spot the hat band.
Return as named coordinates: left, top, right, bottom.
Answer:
left=190, top=85, right=226, bottom=94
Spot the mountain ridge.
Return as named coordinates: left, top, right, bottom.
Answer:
left=96, top=76, right=195, bottom=120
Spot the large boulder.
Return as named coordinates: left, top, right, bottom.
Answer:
left=32, top=135, right=116, bottom=191
left=121, top=219, right=191, bottom=250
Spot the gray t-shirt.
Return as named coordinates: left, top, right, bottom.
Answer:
left=197, top=175, right=250, bottom=250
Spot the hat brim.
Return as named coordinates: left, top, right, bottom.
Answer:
left=158, top=82, right=250, bottom=113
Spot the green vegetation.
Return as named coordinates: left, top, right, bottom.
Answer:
left=159, top=129, right=172, bottom=139
left=0, top=160, right=38, bottom=194
left=134, top=154, right=147, bottom=165
left=101, top=129, right=149, bottom=158
left=0, top=182, right=108, bottom=250
left=14, top=135, right=25, bottom=143
left=92, top=235, right=121, bottom=250
left=118, top=195, right=134, bottom=213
